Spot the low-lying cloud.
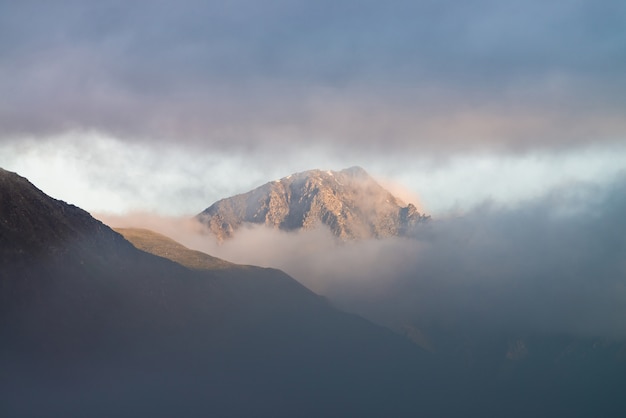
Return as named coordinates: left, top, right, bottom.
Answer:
left=101, top=173, right=626, bottom=340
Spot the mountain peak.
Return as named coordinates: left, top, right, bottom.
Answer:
left=340, top=165, right=369, bottom=177
left=197, top=167, right=428, bottom=241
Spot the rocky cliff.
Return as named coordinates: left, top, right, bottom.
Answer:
left=197, top=166, right=428, bottom=241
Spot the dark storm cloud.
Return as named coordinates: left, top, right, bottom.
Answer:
left=1, top=0, right=625, bottom=151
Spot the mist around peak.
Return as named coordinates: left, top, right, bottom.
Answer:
left=104, top=173, right=626, bottom=341
left=42, top=167, right=626, bottom=415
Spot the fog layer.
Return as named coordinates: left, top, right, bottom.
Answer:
left=101, top=173, right=626, bottom=339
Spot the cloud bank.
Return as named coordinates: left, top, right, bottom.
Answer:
left=2, top=0, right=624, bottom=220
left=1, top=0, right=625, bottom=154
left=102, top=174, right=626, bottom=339
left=2, top=134, right=626, bottom=216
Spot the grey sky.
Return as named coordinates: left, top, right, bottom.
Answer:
left=1, top=0, right=625, bottom=151
left=1, top=0, right=625, bottom=214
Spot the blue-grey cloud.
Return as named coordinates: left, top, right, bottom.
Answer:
left=1, top=0, right=624, bottom=152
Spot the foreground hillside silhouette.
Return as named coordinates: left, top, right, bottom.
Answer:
left=0, top=168, right=436, bottom=417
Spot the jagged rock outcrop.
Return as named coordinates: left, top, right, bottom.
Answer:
left=197, top=166, right=429, bottom=241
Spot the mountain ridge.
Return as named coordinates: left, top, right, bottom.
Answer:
left=114, top=227, right=237, bottom=270
left=0, top=166, right=439, bottom=417
left=197, top=166, right=428, bottom=241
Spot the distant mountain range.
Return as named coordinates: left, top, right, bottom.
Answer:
left=197, top=166, right=428, bottom=241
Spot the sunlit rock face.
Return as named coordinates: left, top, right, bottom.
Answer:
left=197, top=166, right=428, bottom=241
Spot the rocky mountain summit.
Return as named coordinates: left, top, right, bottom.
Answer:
left=197, top=166, right=429, bottom=241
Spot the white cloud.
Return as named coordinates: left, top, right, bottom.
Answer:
left=1, top=133, right=625, bottom=216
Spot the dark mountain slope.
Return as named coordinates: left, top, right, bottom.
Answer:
left=118, top=227, right=626, bottom=418
left=197, top=166, right=428, bottom=241
left=0, top=168, right=438, bottom=418
left=0, top=167, right=129, bottom=263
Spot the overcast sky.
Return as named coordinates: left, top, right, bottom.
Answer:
left=1, top=0, right=625, bottom=214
